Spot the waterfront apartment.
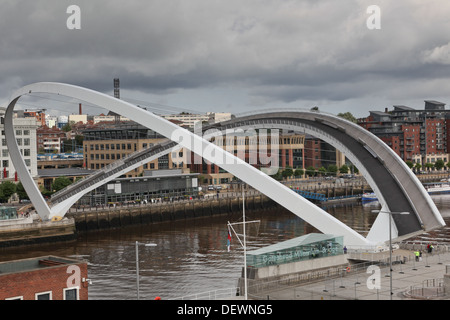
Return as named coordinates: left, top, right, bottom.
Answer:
left=358, top=100, right=450, bottom=167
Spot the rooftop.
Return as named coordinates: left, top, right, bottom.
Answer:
left=0, top=256, right=84, bottom=275
left=247, top=233, right=340, bottom=256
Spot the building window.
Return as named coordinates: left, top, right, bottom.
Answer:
left=64, top=287, right=79, bottom=300
left=24, top=130, right=30, bottom=136
left=5, top=296, right=23, bottom=300
left=35, top=291, right=52, bottom=300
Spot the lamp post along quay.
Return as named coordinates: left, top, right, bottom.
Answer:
left=371, top=210, right=410, bottom=300
left=136, top=241, right=157, bottom=300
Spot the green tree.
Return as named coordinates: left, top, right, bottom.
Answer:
left=339, top=164, right=349, bottom=174
left=16, top=182, right=29, bottom=200
left=425, top=163, right=434, bottom=171
left=62, top=123, right=72, bottom=132
left=405, top=161, right=414, bottom=169
left=270, top=169, right=283, bottom=181
left=52, top=177, right=73, bottom=192
left=0, top=181, right=16, bottom=202
left=327, top=165, right=338, bottom=176
left=415, top=163, right=422, bottom=171
left=294, top=168, right=304, bottom=177
left=282, top=167, right=294, bottom=179
left=435, top=159, right=445, bottom=171
left=305, top=166, right=316, bottom=177
left=318, top=167, right=327, bottom=176
left=337, top=112, right=357, bottom=123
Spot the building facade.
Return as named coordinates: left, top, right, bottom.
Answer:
left=189, top=131, right=306, bottom=185
left=0, top=113, right=39, bottom=179
left=78, top=169, right=199, bottom=206
left=82, top=122, right=187, bottom=177
left=358, top=100, right=449, bottom=167
left=0, top=256, right=88, bottom=300
left=36, top=126, right=67, bottom=153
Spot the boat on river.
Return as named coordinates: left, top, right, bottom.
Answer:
left=361, top=192, right=378, bottom=202
left=426, top=183, right=450, bottom=195
left=362, top=183, right=450, bottom=202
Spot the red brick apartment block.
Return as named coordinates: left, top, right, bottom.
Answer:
left=0, top=256, right=88, bottom=300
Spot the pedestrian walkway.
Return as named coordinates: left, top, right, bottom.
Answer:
left=257, top=250, right=450, bottom=300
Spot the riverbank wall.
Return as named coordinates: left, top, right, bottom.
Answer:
left=0, top=218, right=76, bottom=247
left=66, top=195, right=277, bottom=232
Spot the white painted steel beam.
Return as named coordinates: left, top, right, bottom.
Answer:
left=5, top=82, right=371, bottom=247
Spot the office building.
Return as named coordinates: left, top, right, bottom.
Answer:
left=82, top=122, right=187, bottom=177
left=0, top=112, right=39, bottom=179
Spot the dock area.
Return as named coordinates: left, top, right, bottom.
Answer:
left=250, top=248, right=450, bottom=300
left=0, top=217, right=76, bottom=247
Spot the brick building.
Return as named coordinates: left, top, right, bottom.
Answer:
left=189, top=131, right=306, bottom=185
left=0, top=256, right=88, bottom=300
left=357, top=101, right=450, bottom=167
left=37, top=125, right=67, bottom=153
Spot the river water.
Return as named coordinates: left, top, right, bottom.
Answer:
left=1, top=196, right=450, bottom=300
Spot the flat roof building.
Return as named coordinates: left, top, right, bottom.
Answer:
left=0, top=255, right=88, bottom=300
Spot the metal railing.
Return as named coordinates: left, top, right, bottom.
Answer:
left=170, top=287, right=241, bottom=300
left=407, top=278, right=445, bottom=299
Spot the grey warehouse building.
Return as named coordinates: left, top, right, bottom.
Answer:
left=78, top=169, right=200, bottom=206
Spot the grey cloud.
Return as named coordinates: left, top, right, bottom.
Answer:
left=1, top=0, right=450, bottom=116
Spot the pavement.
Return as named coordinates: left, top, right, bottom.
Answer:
left=258, top=249, right=450, bottom=300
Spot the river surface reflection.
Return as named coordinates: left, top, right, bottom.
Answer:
left=1, top=196, right=449, bottom=300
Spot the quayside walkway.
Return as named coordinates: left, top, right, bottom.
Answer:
left=249, top=248, right=450, bottom=300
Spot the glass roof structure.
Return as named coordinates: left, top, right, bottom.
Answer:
left=247, top=233, right=343, bottom=268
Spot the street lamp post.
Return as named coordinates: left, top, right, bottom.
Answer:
left=372, top=210, right=409, bottom=300
left=136, top=241, right=157, bottom=300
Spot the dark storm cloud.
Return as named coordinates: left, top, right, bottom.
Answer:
left=1, top=0, right=450, bottom=116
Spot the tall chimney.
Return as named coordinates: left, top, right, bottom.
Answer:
left=79, top=103, right=82, bottom=115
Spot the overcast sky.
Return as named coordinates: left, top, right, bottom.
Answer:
left=1, top=0, right=450, bottom=118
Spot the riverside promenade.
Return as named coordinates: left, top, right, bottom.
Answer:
left=254, top=248, right=450, bottom=300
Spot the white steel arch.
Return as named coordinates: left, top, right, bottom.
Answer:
left=4, top=82, right=445, bottom=247
left=5, top=82, right=371, bottom=247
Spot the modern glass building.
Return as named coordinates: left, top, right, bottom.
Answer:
left=246, top=233, right=344, bottom=268
left=0, top=207, right=18, bottom=220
